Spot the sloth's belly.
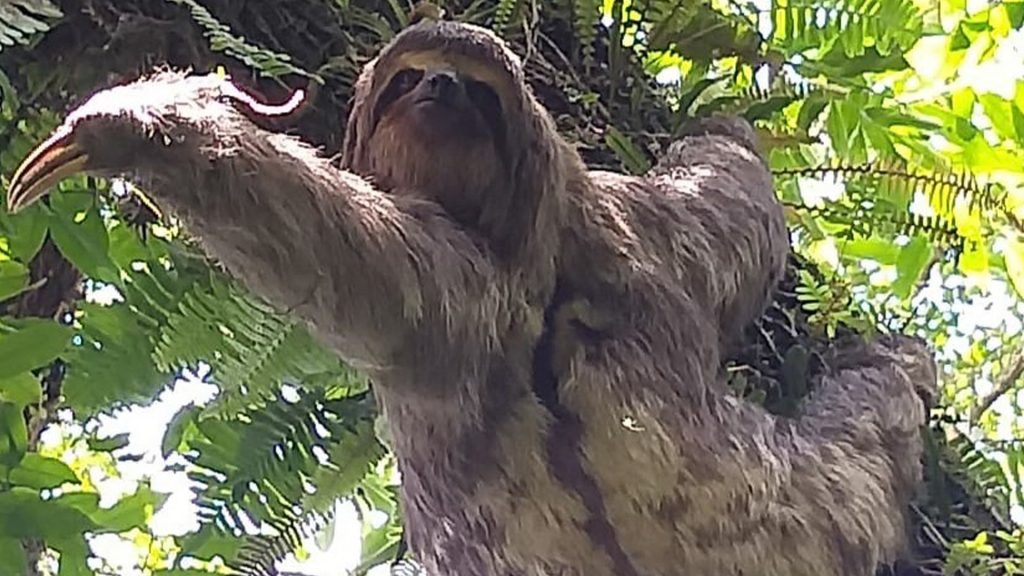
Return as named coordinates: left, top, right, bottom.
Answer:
left=397, top=369, right=842, bottom=576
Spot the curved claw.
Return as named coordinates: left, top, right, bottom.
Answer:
left=6, top=127, right=89, bottom=214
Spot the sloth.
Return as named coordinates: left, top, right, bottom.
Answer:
left=7, top=19, right=935, bottom=576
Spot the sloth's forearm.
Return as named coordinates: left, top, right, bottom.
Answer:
left=647, top=132, right=789, bottom=344
left=143, top=127, right=496, bottom=366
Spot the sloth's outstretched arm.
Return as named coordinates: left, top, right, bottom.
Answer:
left=7, top=74, right=496, bottom=368
left=566, top=119, right=937, bottom=574
left=636, top=117, right=790, bottom=349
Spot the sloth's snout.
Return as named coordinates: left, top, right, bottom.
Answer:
left=420, top=70, right=463, bottom=105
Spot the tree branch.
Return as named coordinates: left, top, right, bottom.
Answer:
left=971, top=349, right=1024, bottom=422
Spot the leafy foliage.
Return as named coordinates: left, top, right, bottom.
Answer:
left=0, top=0, right=60, bottom=54
left=151, top=278, right=364, bottom=414
left=172, top=389, right=383, bottom=575
left=167, top=0, right=322, bottom=82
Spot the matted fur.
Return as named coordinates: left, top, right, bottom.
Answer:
left=13, top=20, right=935, bottom=576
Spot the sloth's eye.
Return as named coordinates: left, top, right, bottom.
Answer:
left=393, top=69, right=425, bottom=94
left=373, top=69, right=426, bottom=122
left=465, top=79, right=504, bottom=137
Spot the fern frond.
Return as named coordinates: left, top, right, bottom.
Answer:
left=784, top=200, right=964, bottom=249
left=777, top=162, right=1008, bottom=217
left=235, top=506, right=337, bottom=576
left=346, top=5, right=399, bottom=44
left=770, top=0, right=921, bottom=57
left=152, top=277, right=362, bottom=413
left=63, top=301, right=166, bottom=413
left=493, top=0, right=519, bottom=31
left=695, top=80, right=824, bottom=120
left=924, top=429, right=1013, bottom=534
left=575, top=0, right=602, bottom=65
left=0, top=0, right=61, bottom=53
left=183, top=389, right=383, bottom=574
left=391, top=560, right=426, bottom=576
left=166, top=0, right=322, bottom=82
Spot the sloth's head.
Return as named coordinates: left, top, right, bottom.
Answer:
left=343, top=20, right=570, bottom=258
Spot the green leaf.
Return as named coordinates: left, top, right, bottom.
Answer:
left=0, top=372, right=41, bottom=406
left=0, top=538, right=27, bottom=575
left=107, top=220, right=168, bottom=270
left=355, top=533, right=402, bottom=575
left=63, top=302, right=166, bottom=414
left=1006, top=1, right=1024, bottom=27
left=1011, top=105, right=1024, bottom=143
left=826, top=101, right=852, bottom=157
left=605, top=127, right=650, bottom=175
left=0, top=318, right=72, bottom=379
left=89, top=486, right=161, bottom=533
left=52, top=536, right=90, bottom=576
left=180, top=524, right=244, bottom=560
left=9, top=453, right=78, bottom=489
left=50, top=486, right=161, bottom=533
left=87, top=432, right=130, bottom=452
left=57, top=492, right=100, bottom=518
left=1003, top=237, right=1024, bottom=299
left=4, top=204, right=49, bottom=262
left=979, top=92, right=1018, bottom=141
left=842, top=238, right=901, bottom=265
left=0, top=260, right=28, bottom=301
left=48, top=194, right=117, bottom=282
left=0, top=401, right=27, bottom=469
left=958, top=246, right=990, bottom=279
left=892, top=236, right=934, bottom=299
left=796, top=94, right=829, bottom=131
left=0, top=487, right=98, bottom=539
left=161, top=406, right=198, bottom=457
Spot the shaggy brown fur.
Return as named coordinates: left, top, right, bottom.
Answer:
left=8, top=20, right=935, bottom=576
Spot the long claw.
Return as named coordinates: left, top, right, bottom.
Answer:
left=6, top=128, right=89, bottom=213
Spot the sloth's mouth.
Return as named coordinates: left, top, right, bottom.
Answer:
left=414, top=95, right=462, bottom=111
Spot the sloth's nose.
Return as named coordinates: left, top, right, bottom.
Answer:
left=424, top=70, right=460, bottom=101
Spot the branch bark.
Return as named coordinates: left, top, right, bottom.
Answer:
left=971, top=349, right=1024, bottom=422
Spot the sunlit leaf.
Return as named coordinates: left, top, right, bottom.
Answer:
left=979, top=92, right=1018, bottom=142
left=88, top=485, right=162, bottom=532
left=957, top=246, right=989, bottom=282
left=1003, top=237, right=1024, bottom=299
left=892, top=236, right=933, bottom=299
left=0, top=260, right=28, bottom=301
left=905, top=35, right=961, bottom=80
left=842, top=238, right=900, bottom=265
left=9, top=453, right=78, bottom=489
left=87, top=432, right=130, bottom=452
left=826, top=101, right=852, bottom=157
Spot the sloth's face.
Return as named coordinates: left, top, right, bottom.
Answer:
left=363, top=65, right=507, bottom=223
left=371, top=66, right=505, bottom=145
